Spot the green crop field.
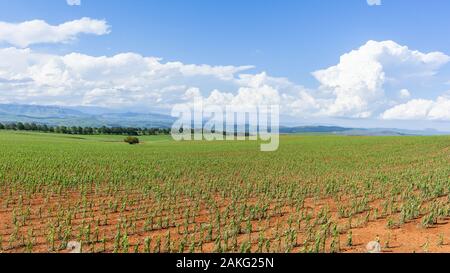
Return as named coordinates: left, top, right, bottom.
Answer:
left=0, top=131, right=449, bottom=253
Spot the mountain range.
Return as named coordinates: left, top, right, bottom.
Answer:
left=0, top=104, right=448, bottom=136
left=0, top=104, right=175, bottom=128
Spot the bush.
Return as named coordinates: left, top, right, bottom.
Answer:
left=124, top=136, right=140, bottom=145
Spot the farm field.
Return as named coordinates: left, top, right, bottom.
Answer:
left=0, top=131, right=449, bottom=253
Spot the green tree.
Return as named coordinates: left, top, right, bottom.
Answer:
left=124, top=136, right=140, bottom=145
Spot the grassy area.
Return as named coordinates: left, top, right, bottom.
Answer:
left=0, top=131, right=449, bottom=253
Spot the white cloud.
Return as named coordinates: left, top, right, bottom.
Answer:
left=367, top=0, right=381, bottom=6
left=0, top=47, right=260, bottom=109
left=0, top=45, right=313, bottom=114
left=312, top=40, right=450, bottom=118
left=381, top=99, right=434, bottom=120
left=399, top=89, right=411, bottom=99
left=0, top=18, right=109, bottom=48
left=381, top=96, right=450, bottom=120
left=67, top=0, right=81, bottom=6
left=177, top=72, right=320, bottom=117
left=0, top=38, right=449, bottom=122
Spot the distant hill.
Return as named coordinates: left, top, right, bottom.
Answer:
left=279, top=126, right=449, bottom=136
left=0, top=104, right=449, bottom=135
left=0, top=104, right=86, bottom=118
left=280, top=126, right=351, bottom=134
left=0, top=104, right=175, bottom=128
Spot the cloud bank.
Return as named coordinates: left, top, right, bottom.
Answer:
left=0, top=19, right=449, bottom=122
left=382, top=96, right=450, bottom=120
left=312, top=40, right=449, bottom=119
left=2, top=39, right=449, bottom=120
left=0, top=47, right=260, bottom=109
left=0, top=18, right=109, bottom=48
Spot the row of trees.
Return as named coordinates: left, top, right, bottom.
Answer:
left=0, top=122, right=170, bottom=136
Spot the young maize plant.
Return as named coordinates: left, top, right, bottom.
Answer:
left=0, top=133, right=448, bottom=253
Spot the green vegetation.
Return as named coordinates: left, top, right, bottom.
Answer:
left=124, top=136, right=140, bottom=145
left=0, top=131, right=449, bottom=253
left=0, top=122, right=170, bottom=136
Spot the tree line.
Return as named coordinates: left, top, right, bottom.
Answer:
left=0, top=122, right=170, bottom=136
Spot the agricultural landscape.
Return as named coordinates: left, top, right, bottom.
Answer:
left=0, top=131, right=449, bottom=253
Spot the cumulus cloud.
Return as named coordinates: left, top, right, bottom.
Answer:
left=381, top=99, right=434, bottom=120
left=0, top=18, right=110, bottom=48
left=312, top=40, right=450, bottom=118
left=171, top=40, right=450, bottom=122
left=399, top=89, right=411, bottom=99
left=0, top=45, right=314, bottom=115
left=0, top=37, right=449, bottom=122
left=381, top=96, right=450, bottom=120
left=367, top=0, right=381, bottom=6
left=0, top=47, right=261, bottom=109
left=200, top=72, right=321, bottom=115
left=67, top=0, right=81, bottom=6
left=204, top=77, right=281, bottom=107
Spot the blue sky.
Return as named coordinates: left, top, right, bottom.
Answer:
left=3, top=0, right=450, bottom=84
left=1, top=0, right=450, bottom=130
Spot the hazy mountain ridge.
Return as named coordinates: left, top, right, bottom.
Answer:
left=0, top=104, right=175, bottom=128
left=0, top=104, right=449, bottom=135
left=279, top=126, right=449, bottom=136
